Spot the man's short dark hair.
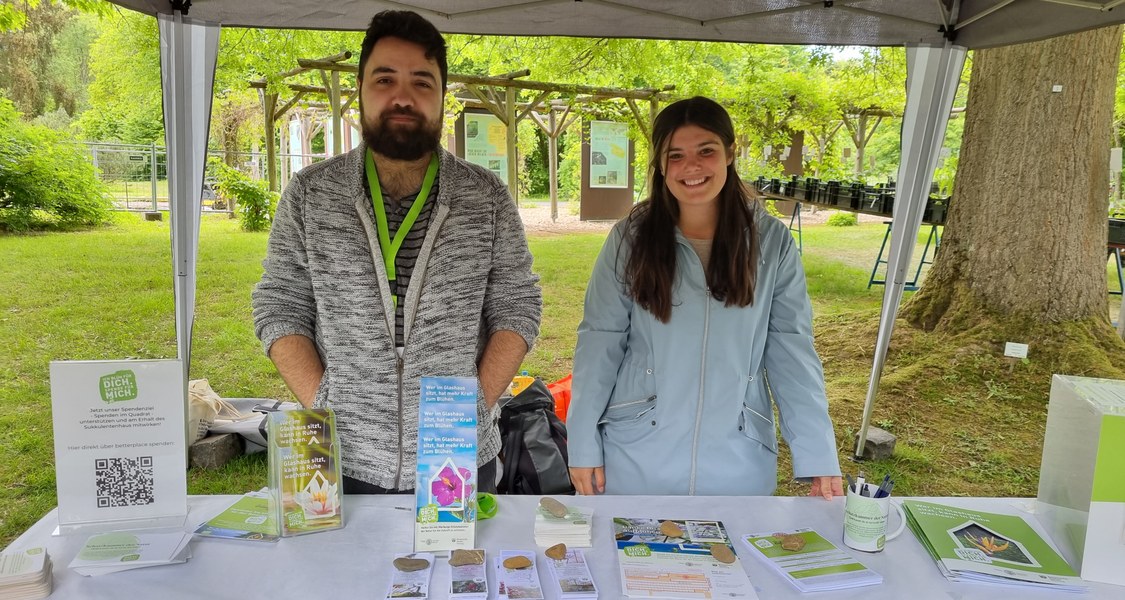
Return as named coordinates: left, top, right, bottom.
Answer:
left=358, top=10, right=448, bottom=90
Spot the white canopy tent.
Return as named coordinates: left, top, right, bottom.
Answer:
left=109, top=0, right=1125, bottom=458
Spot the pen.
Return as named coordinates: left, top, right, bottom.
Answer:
left=846, top=473, right=856, bottom=493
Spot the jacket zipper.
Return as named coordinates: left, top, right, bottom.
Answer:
left=609, top=395, right=656, bottom=410
left=394, top=354, right=404, bottom=489
left=688, top=288, right=711, bottom=495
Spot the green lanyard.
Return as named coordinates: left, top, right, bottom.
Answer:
left=364, top=150, right=438, bottom=289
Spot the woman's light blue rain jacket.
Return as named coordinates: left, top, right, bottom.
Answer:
left=567, top=208, right=841, bottom=495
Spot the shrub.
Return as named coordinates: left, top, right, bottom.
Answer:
left=209, top=157, right=277, bottom=232
left=0, top=98, right=111, bottom=233
left=827, top=212, right=858, bottom=227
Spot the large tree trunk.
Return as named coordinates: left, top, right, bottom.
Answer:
left=904, top=26, right=1122, bottom=330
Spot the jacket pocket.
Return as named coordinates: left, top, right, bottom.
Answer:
left=598, top=394, right=657, bottom=424
left=738, top=401, right=778, bottom=454
left=598, top=394, right=657, bottom=446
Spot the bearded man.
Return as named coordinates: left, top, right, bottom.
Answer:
left=252, top=10, right=541, bottom=494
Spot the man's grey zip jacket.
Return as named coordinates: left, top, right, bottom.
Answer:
left=253, top=144, right=542, bottom=490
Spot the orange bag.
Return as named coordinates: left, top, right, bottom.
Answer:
left=546, top=374, right=572, bottom=423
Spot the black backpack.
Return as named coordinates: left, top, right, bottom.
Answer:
left=497, top=378, right=576, bottom=495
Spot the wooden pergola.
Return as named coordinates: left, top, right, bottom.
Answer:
left=250, top=53, right=673, bottom=218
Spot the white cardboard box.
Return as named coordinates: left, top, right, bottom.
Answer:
left=1036, top=375, right=1125, bottom=586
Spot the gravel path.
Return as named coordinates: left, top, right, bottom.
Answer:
left=518, top=202, right=884, bottom=234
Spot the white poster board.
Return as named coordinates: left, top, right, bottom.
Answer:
left=50, top=360, right=187, bottom=533
left=589, top=121, right=629, bottom=189
left=463, top=113, right=508, bottom=185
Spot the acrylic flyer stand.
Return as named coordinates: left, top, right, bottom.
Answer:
left=49, top=359, right=188, bottom=535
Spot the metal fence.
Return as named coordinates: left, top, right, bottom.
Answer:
left=83, top=142, right=328, bottom=212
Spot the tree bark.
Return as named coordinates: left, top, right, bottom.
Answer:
left=904, top=26, right=1122, bottom=329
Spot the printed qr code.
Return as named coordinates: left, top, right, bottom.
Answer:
left=95, top=456, right=155, bottom=508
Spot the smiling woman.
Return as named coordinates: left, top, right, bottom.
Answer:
left=566, top=96, right=844, bottom=499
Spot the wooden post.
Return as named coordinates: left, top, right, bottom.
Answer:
left=549, top=110, right=559, bottom=222
left=263, top=92, right=279, bottom=193
left=506, top=86, right=518, bottom=202
left=330, top=71, right=343, bottom=155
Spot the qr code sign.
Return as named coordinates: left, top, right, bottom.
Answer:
left=95, top=456, right=155, bottom=507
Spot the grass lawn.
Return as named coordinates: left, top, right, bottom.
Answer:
left=1, top=214, right=1121, bottom=547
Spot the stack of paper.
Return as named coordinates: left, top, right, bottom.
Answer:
left=612, top=517, right=759, bottom=599
left=544, top=548, right=598, bottom=600
left=495, top=551, right=545, bottom=600
left=740, top=529, right=882, bottom=592
left=448, top=551, right=488, bottom=600
left=193, top=489, right=279, bottom=542
left=903, top=500, right=1087, bottom=593
left=0, top=546, right=52, bottom=599
left=68, top=531, right=192, bottom=576
left=534, top=504, right=593, bottom=548
left=386, top=553, right=435, bottom=599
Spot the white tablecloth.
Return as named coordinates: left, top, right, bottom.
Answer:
left=9, top=494, right=1120, bottom=599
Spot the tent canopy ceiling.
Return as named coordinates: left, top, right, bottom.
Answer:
left=108, top=1, right=1125, bottom=49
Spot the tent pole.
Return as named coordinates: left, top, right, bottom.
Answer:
left=159, top=11, right=220, bottom=450
left=855, top=43, right=967, bottom=459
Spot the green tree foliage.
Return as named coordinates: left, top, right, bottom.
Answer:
left=0, top=1, right=97, bottom=118
left=78, top=10, right=162, bottom=142
left=0, top=0, right=105, bottom=33
left=0, top=97, right=110, bottom=232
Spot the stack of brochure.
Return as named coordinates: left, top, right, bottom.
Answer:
left=740, top=529, right=882, bottom=592
left=612, top=517, right=759, bottom=599
left=68, top=531, right=192, bottom=576
left=386, top=553, right=435, bottom=599
left=0, top=546, right=52, bottom=599
left=544, top=548, right=598, bottom=600
left=495, top=551, right=545, bottom=600
left=193, top=489, right=279, bottom=542
left=448, top=551, right=488, bottom=599
left=903, top=500, right=1086, bottom=593
left=534, top=504, right=593, bottom=548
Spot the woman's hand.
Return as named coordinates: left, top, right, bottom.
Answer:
left=569, top=467, right=605, bottom=495
left=809, top=476, right=844, bottom=500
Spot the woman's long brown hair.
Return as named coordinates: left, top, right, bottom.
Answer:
left=622, top=96, right=759, bottom=323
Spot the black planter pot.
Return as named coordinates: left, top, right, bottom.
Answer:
left=848, top=183, right=865, bottom=210
left=784, top=175, right=799, bottom=197
left=1110, top=218, right=1125, bottom=246
left=826, top=180, right=841, bottom=206
left=803, top=177, right=819, bottom=201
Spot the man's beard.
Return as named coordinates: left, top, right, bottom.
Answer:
left=361, top=104, right=442, bottom=161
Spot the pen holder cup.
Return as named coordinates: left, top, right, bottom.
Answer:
left=842, top=487, right=906, bottom=552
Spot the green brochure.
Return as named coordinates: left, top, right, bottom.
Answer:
left=267, top=408, right=343, bottom=537
left=194, top=489, right=279, bottom=542
left=740, top=529, right=881, bottom=592
left=902, top=500, right=1085, bottom=592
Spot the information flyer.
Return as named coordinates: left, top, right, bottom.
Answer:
left=463, top=113, right=508, bottom=185
left=49, top=360, right=187, bottom=532
left=589, top=121, right=629, bottom=188
left=415, top=376, right=478, bottom=552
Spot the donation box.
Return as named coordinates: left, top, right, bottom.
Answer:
left=1036, top=375, right=1125, bottom=586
